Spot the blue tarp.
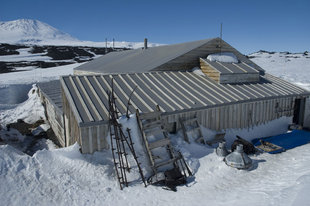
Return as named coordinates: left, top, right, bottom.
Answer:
left=252, top=130, right=310, bottom=154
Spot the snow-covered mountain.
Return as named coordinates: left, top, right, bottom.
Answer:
left=0, top=19, right=161, bottom=48
left=0, top=19, right=79, bottom=45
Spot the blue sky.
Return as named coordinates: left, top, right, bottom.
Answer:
left=1, top=0, right=309, bottom=54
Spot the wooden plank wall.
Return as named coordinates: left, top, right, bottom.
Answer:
left=80, top=124, right=109, bottom=153
left=62, top=88, right=82, bottom=147
left=199, top=58, right=220, bottom=82
left=163, top=97, right=295, bottom=131
left=39, top=90, right=65, bottom=147
left=62, top=87, right=109, bottom=154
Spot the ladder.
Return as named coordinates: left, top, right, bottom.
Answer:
left=136, top=106, right=192, bottom=186
left=179, top=116, right=204, bottom=144
left=108, top=90, right=129, bottom=190
left=107, top=80, right=146, bottom=190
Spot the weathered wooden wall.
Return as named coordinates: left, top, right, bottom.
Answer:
left=62, top=87, right=109, bottom=153
left=163, top=96, right=295, bottom=131
left=200, top=58, right=220, bottom=82
left=39, top=89, right=65, bottom=147
left=62, top=87, right=81, bottom=147
left=80, top=124, right=109, bottom=153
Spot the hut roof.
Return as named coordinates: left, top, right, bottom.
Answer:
left=37, top=80, right=63, bottom=113
left=74, top=38, right=264, bottom=75
left=60, top=72, right=310, bottom=125
left=74, top=38, right=214, bottom=74
left=203, top=59, right=259, bottom=74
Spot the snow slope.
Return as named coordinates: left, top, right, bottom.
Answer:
left=0, top=62, right=81, bottom=86
left=249, top=51, right=310, bottom=90
left=0, top=19, right=161, bottom=49
left=1, top=121, right=310, bottom=206
left=0, top=62, right=80, bottom=110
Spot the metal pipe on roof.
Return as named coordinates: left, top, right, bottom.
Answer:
left=144, top=38, right=148, bottom=49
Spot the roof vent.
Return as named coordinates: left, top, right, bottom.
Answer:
left=144, top=38, right=148, bottom=50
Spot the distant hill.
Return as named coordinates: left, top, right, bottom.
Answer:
left=0, top=19, right=78, bottom=45
left=0, top=19, right=161, bottom=48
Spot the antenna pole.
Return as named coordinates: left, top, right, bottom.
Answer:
left=220, top=23, right=223, bottom=54
left=105, top=38, right=108, bottom=53
left=220, top=23, right=223, bottom=40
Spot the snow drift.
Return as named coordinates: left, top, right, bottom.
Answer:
left=207, top=52, right=239, bottom=63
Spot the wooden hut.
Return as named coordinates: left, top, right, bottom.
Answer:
left=41, top=38, right=310, bottom=153
left=60, top=71, right=310, bottom=153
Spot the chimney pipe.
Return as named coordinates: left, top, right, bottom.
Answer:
left=144, top=38, right=148, bottom=50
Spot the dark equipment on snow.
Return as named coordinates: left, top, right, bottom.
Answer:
left=231, top=135, right=257, bottom=155
left=148, top=167, right=187, bottom=192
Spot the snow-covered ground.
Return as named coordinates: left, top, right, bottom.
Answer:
left=0, top=48, right=52, bottom=62
left=1, top=117, right=310, bottom=206
left=249, top=51, right=310, bottom=90
left=0, top=62, right=80, bottom=86
left=0, top=50, right=310, bottom=205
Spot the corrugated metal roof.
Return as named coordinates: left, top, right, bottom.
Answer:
left=204, top=59, right=259, bottom=74
left=37, top=80, right=63, bottom=112
left=60, top=72, right=310, bottom=125
left=74, top=38, right=215, bottom=74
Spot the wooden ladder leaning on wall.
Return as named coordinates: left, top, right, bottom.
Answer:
left=136, top=105, right=192, bottom=186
